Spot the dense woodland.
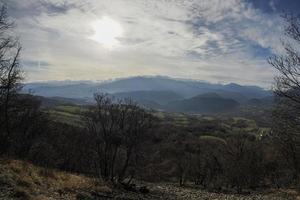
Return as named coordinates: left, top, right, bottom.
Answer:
left=0, top=5, right=300, bottom=195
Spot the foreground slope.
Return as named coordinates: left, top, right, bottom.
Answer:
left=0, top=159, right=298, bottom=200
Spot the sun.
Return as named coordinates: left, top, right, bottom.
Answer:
left=89, top=16, right=123, bottom=49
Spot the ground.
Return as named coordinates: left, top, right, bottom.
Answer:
left=0, top=159, right=299, bottom=200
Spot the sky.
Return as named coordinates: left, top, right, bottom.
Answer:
left=6, top=0, right=300, bottom=87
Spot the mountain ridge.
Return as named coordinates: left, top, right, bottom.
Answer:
left=24, top=76, right=271, bottom=99
left=23, top=76, right=273, bottom=114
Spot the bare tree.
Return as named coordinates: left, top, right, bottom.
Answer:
left=118, top=101, right=154, bottom=182
left=225, top=133, right=264, bottom=193
left=84, top=93, right=154, bottom=183
left=269, top=13, right=300, bottom=183
left=0, top=5, right=23, bottom=155
left=84, top=94, right=121, bottom=180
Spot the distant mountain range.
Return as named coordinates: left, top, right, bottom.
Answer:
left=23, top=76, right=274, bottom=114
left=114, top=90, right=183, bottom=105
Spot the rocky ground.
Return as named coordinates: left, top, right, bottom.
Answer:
left=98, top=183, right=299, bottom=200
left=73, top=182, right=300, bottom=200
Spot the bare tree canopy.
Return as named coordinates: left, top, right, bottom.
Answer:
left=269, top=14, right=300, bottom=105
left=83, top=93, right=155, bottom=183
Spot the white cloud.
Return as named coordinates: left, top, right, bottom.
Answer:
left=8, top=0, right=284, bottom=87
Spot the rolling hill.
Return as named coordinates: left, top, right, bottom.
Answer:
left=165, top=93, right=240, bottom=113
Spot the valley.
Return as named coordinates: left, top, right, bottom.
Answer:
left=24, top=76, right=274, bottom=115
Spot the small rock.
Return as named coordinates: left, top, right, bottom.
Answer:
left=139, top=186, right=149, bottom=194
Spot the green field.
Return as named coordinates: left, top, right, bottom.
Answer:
left=45, top=105, right=87, bottom=126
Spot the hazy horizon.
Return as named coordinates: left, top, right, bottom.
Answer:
left=23, top=75, right=272, bottom=90
left=7, top=0, right=300, bottom=87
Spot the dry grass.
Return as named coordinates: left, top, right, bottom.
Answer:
left=0, top=159, right=111, bottom=200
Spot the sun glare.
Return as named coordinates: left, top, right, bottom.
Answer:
left=89, top=16, right=123, bottom=49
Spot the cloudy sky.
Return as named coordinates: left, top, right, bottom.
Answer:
left=7, top=0, right=300, bottom=87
